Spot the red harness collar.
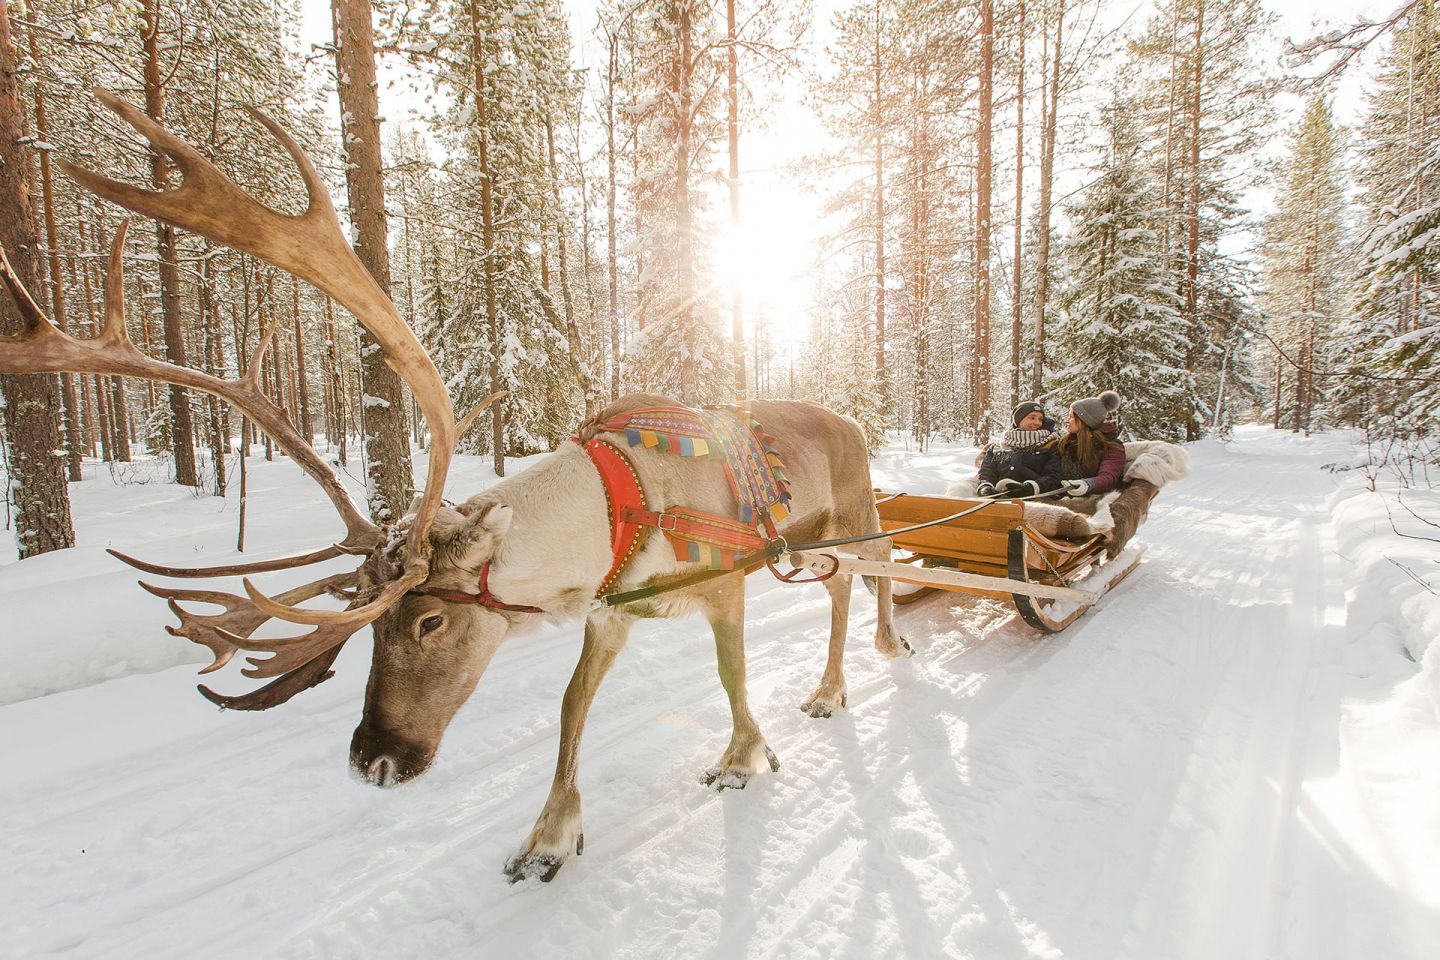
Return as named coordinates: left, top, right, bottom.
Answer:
left=582, top=438, right=649, bottom=593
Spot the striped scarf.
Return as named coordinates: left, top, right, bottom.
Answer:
left=998, top=427, right=1056, bottom=451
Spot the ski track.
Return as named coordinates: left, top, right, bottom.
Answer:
left=2, top=432, right=1437, bottom=959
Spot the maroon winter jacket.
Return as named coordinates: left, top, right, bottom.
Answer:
left=1058, top=422, right=1126, bottom=495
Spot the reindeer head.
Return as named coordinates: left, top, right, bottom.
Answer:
left=349, top=502, right=517, bottom=786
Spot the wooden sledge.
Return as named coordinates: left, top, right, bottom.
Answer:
left=787, top=490, right=1143, bottom=633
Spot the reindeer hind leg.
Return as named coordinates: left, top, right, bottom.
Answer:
left=702, top=579, right=780, bottom=788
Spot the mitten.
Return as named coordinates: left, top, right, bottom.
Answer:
left=1063, top=478, right=1090, bottom=497
left=976, top=482, right=996, bottom=498
left=996, top=478, right=1022, bottom=493
left=1020, top=480, right=1041, bottom=497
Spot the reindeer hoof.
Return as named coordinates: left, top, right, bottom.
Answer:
left=800, top=691, right=845, bottom=718
left=504, top=851, right=567, bottom=884
left=701, top=766, right=752, bottom=790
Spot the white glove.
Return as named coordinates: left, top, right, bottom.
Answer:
left=1062, top=478, right=1090, bottom=497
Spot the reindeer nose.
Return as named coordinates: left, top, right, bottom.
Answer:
left=367, top=756, right=399, bottom=787
left=350, top=723, right=433, bottom=787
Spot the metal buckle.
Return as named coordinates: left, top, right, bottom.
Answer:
left=657, top=513, right=679, bottom=532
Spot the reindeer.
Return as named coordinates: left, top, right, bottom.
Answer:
left=0, top=92, right=911, bottom=883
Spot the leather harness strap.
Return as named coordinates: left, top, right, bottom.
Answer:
left=414, top=563, right=545, bottom=614
left=617, top=506, right=767, bottom=551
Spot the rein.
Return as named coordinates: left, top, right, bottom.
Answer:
left=417, top=487, right=1069, bottom=614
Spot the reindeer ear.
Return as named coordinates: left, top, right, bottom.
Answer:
left=448, top=503, right=513, bottom=568
left=474, top=503, right=513, bottom=539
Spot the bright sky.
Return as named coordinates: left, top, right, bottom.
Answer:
left=297, top=0, right=1384, bottom=348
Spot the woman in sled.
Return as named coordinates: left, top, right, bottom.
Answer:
left=1055, top=389, right=1165, bottom=558
left=975, top=401, right=1063, bottom=499
left=1055, top=390, right=1126, bottom=499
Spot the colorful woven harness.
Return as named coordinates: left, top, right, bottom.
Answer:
left=577, top=404, right=792, bottom=571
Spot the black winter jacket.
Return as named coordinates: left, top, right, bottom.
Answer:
left=977, top=431, right=1062, bottom=492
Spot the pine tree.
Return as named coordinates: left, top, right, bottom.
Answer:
left=1131, top=0, right=1276, bottom=438
left=1052, top=97, right=1191, bottom=441
left=1259, top=96, right=1349, bottom=433
left=1337, top=1, right=1440, bottom=428
left=625, top=1, right=734, bottom=404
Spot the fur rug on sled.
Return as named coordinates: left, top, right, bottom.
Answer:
left=945, top=441, right=1190, bottom=555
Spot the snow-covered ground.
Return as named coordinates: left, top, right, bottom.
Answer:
left=1, top=426, right=1437, bottom=959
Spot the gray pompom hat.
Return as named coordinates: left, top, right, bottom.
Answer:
left=1071, top=390, right=1122, bottom=429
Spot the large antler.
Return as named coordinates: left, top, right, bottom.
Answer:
left=0, top=90, right=483, bottom=706
left=0, top=223, right=375, bottom=558
left=59, top=90, right=459, bottom=576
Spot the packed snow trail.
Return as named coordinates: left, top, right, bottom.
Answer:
left=1, top=428, right=1436, bottom=959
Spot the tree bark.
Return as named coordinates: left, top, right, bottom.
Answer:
left=872, top=3, right=888, bottom=410
left=333, top=0, right=414, bottom=512
left=1031, top=0, right=1064, bottom=396
left=726, top=0, right=745, bottom=397
left=25, top=8, right=82, bottom=480
left=466, top=0, right=505, bottom=476
left=605, top=28, right=622, bottom=400
left=0, top=0, right=75, bottom=557
left=291, top=278, right=311, bottom=442
left=1182, top=0, right=1205, bottom=441
left=975, top=0, right=994, bottom=437
left=1011, top=0, right=1025, bottom=407
left=140, top=0, right=198, bottom=486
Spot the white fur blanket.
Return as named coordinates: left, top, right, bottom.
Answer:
left=1121, top=441, right=1190, bottom=488
left=942, top=440, right=1190, bottom=540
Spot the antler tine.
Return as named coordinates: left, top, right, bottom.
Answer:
left=140, top=574, right=352, bottom=675
left=229, top=620, right=367, bottom=679
left=99, top=220, right=133, bottom=345
left=0, top=246, right=56, bottom=337
left=111, top=545, right=345, bottom=578
left=240, top=105, right=341, bottom=230
left=240, top=566, right=425, bottom=627
left=198, top=645, right=343, bottom=711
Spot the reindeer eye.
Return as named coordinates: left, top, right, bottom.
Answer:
left=419, top=615, right=445, bottom=635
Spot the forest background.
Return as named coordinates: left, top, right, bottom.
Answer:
left=1, top=0, right=1436, bottom=560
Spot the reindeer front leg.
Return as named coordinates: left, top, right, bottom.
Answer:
left=701, top=579, right=780, bottom=789
left=504, top=610, right=631, bottom=883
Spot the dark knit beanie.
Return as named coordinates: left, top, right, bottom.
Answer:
left=1071, top=390, right=1122, bottom=429
left=1012, top=401, right=1044, bottom=428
